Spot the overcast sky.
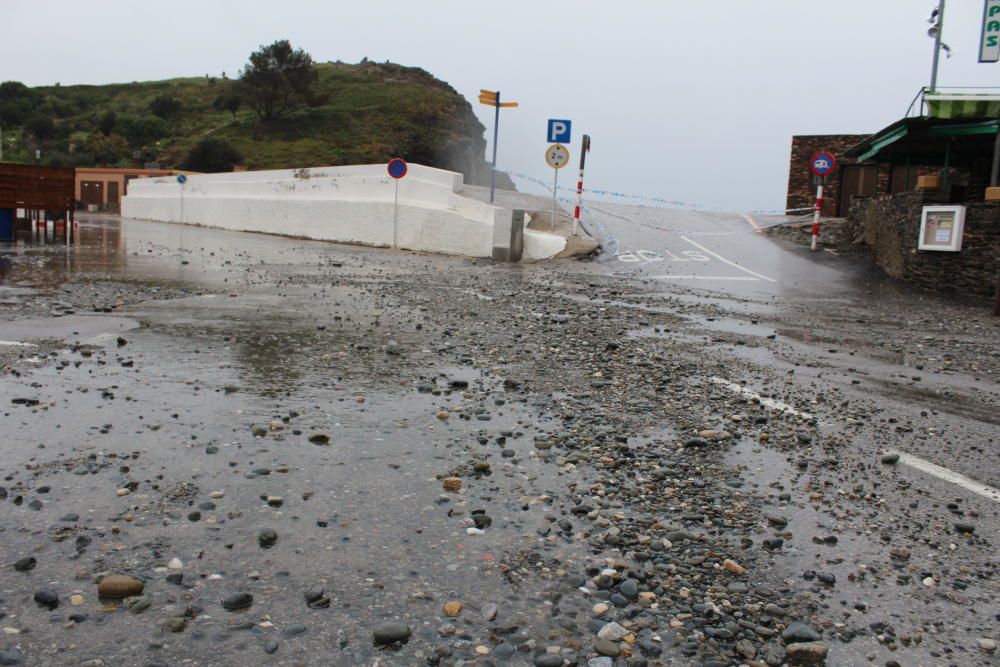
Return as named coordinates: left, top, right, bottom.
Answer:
left=2, top=0, right=997, bottom=211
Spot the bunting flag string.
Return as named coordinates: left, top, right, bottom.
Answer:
left=505, top=171, right=814, bottom=216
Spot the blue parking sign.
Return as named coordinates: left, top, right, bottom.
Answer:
left=547, top=119, right=572, bottom=144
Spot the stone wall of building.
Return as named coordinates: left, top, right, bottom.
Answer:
left=848, top=192, right=999, bottom=299
left=786, top=134, right=870, bottom=216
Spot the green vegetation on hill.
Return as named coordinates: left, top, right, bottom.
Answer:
left=0, top=59, right=496, bottom=185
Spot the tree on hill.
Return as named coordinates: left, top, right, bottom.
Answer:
left=150, top=94, right=182, bottom=119
left=98, top=111, right=117, bottom=136
left=26, top=115, right=56, bottom=140
left=213, top=91, right=242, bottom=119
left=240, top=40, right=317, bottom=122
left=182, top=138, right=243, bottom=173
left=88, top=132, right=129, bottom=166
left=119, top=116, right=168, bottom=148
left=0, top=81, right=37, bottom=126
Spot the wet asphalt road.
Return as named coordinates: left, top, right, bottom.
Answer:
left=0, top=213, right=997, bottom=667
left=581, top=204, right=848, bottom=297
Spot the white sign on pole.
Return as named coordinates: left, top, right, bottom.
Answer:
left=980, top=0, right=1000, bottom=63
left=545, top=144, right=570, bottom=169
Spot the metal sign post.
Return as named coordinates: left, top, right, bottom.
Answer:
left=808, top=151, right=837, bottom=252
left=811, top=180, right=824, bottom=251
left=545, top=143, right=570, bottom=231
left=387, top=158, right=408, bottom=248
left=177, top=173, right=187, bottom=224
left=479, top=90, right=519, bottom=204
left=573, top=134, right=591, bottom=236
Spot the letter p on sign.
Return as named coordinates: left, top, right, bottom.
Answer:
left=547, top=119, right=572, bottom=144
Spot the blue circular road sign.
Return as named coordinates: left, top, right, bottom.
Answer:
left=809, top=151, right=837, bottom=177
left=387, top=158, right=408, bottom=179
left=177, top=174, right=187, bottom=184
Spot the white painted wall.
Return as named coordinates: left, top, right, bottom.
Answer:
left=122, top=164, right=566, bottom=260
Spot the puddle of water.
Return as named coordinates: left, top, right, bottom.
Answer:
left=0, top=275, right=591, bottom=665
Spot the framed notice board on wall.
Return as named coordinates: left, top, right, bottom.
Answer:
left=918, top=205, right=966, bottom=252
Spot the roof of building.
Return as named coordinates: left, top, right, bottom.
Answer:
left=844, top=116, right=999, bottom=164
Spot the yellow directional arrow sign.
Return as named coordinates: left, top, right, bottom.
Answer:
left=479, top=88, right=519, bottom=203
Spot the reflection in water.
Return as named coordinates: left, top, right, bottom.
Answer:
left=0, top=216, right=127, bottom=291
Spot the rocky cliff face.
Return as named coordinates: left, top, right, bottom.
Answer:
left=354, top=61, right=514, bottom=190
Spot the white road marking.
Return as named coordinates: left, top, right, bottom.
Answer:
left=654, top=275, right=758, bottom=281
left=741, top=213, right=763, bottom=233
left=680, top=236, right=777, bottom=282
left=888, top=450, right=1000, bottom=504
left=0, top=341, right=36, bottom=347
left=709, top=377, right=815, bottom=420
left=712, top=376, right=1000, bottom=504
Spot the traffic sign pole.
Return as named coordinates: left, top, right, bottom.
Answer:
left=811, top=181, right=823, bottom=252
left=386, top=158, right=408, bottom=248
left=490, top=92, right=500, bottom=203
left=393, top=178, right=399, bottom=248
left=573, top=134, right=590, bottom=236
left=544, top=144, right=570, bottom=231
left=552, top=167, right=559, bottom=232
left=478, top=90, right=519, bottom=204
left=807, top=151, right=837, bottom=252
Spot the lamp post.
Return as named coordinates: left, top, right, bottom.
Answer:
left=927, top=0, right=951, bottom=93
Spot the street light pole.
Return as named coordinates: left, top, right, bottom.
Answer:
left=929, top=0, right=946, bottom=93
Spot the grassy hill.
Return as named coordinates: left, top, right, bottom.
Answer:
left=0, top=61, right=500, bottom=185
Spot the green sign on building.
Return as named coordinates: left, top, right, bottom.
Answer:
left=981, top=0, right=1000, bottom=62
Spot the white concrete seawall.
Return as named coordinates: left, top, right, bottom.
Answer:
left=121, top=164, right=566, bottom=260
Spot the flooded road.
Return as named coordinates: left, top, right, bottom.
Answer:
left=0, top=214, right=997, bottom=666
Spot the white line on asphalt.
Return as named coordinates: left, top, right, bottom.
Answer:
left=888, top=450, right=1000, bottom=504
left=709, top=377, right=815, bottom=420
left=680, top=236, right=777, bottom=282
left=653, top=275, right=759, bottom=281
left=741, top=214, right=763, bottom=233
left=0, top=341, right=36, bottom=347
left=711, top=376, right=1000, bottom=504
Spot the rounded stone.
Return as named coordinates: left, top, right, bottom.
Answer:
left=619, top=579, right=638, bottom=600
left=98, top=575, right=145, bottom=598
left=13, top=557, right=36, bottom=572
left=534, top=654, right=564, bottom=667
left=282, top=623, right=307, bottom=638
left=222, top=592, right=253, bottom=611
left=785, top=641, right=828, bottom=664
left=0, top=648, right=24, bottom=665
left=443, top=600, right=463, bottom=617
left=781, top=622, right=821, bottom=644
left=493, top=642, right=515, bottom=658
left=372, top=621, right=412, bottom=644
left=33, top=589, right=59, bottom=609
left=258, top=528, right=278, bottom=548
left=595, top=639, right=620, bottom=657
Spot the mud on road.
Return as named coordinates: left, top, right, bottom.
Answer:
left=0, top=216, right=996, bottom=667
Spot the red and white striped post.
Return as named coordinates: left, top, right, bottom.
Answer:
left=807, top=151, right=836, bottom=252
left=811, top=181, right=823, bottom=251
left=572, top=134, right=591, bottom=236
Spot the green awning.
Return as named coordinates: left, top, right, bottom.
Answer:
left=925, top=94, right=1000, bottom=119
left=857, top=125, right=908, bottom=162
left=928, top=119, right=1000, bottom=137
